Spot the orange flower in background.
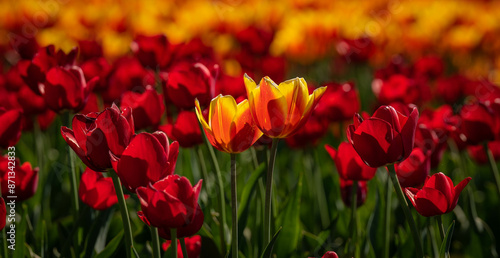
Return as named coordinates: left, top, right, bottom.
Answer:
left=244, top=74, right=326, bottom=138
left=195, top=95, right=263, bottom=154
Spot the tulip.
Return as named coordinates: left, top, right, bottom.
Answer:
left=138, top=205, right=204, bottom=240
left=39, top=66, right=98, bottom=112
left=121, top=88, right=164, bottom=129
left=413, top=56, right=444, bottom=80
left=0, top=197, right=5, bottom=230
left=405, top=172, right=471, bottom=217
left=0, top=156, right=38, bottom=201
left=340, top=179, right=367, bottom=207
left=61, top=104, right=135, bottom=171
left=313, top=81, right=360, bottom=123
left=320, top=251, right=339, bottom=258
left=164, top=61, right=213, bottom=109
left=162, top=235, right=202, bottom=258
left=396, top=148, right=430, bottom=188
left=243, top=75, right=326, bottom=138
left=0, top=108, right=23, bottom=149
left=136, top=175, right=202, bottom=229
left=131, top=34, right=171, bottom=68
left=325, top=142, right=377, bottom=181
left=195, top=95, right=263, bottom=153
left=376, top=74, right=427, bottom=105
left=459, top=102, right=497, bottom=145
left=159, top=111, right=203, bottom=148
left=347, top=105, right=419, bottom=168
left=467, top=140, right=500, bottom=164
left=285, top=111, right=328, bottom=149
left=111, top=131, right=178, bottom=191
left=79, top=168, right=129, bottom=210
left=78, top=40, right=104, bottom=61
left=215, top=73, right=247, bottom=103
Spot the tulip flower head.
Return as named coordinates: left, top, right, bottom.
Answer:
left=405, top=172, right=471, bottom=217
left=244, top=74, right=326, bottom=138
left=0, top=197, right=5, bottom=230
left=0, top=108, right=23, bottom=149
left=396, top=148, right=431, bottom=188
left=79, top=168, right=129, bottom=210
left=111, top=131, right=179, bottom=191
left=162, top=235, right=202, bottom=257
left=347, top=105, right=419, bottom=167
left=195, top=95, right=263, bottom=153
left=136, top=175, right=202, bottom=229
left=61, top=104, right=135, bottom=171
left=325, top=142, right=377, bottom=181
left=0, top=156, right=39, bottom=201
left=138, top=206, right=204, bottom=240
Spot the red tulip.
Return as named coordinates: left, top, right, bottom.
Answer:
left=336, top=37, right=375, bottom=62
left=376, top=74, right=427, bottom=105
left=459, top=102, right=497, bottom=145
left=39, top=66, right=98, bottom=112
left=321, top=251, right=339, bottom=258
left=17, top=84, right=47, bottom=115
left=138, top=204, right=204, bottom=240
left=159, top=111, right=203, bottom=148
left=347, top=105, right=419, bottom=167
left=80, top=57, right=111, bottom=92
left=79, top=168, right=129, bottom=210
left=0, top=108, right=23, bottom=149
left=414, top=124, right=447, bottom=169
left=0, top=156, right=38, bottom=201
left=136, top=175, right=202, bottom=229
left=163, top=61, right=213, bottom=109
left=467, top=140, right=500, bottom=164
left=405, top=172, right=471, bottom=217
left=396, top=148, right=430, bottom=188
left=413, top=56, right=444, bottom=80
left=121, top=88, right=164, bottom=129
left=0, top=197, right=5, bottom=230
left=340, top=179, right=367, bottom=207
left=162, top=235, right=202, bottom=258
left=285, top=111, right=328, bottom=149
left=435, top=75, right=467, bottom=104
left=78, top=40, right=104, bottom=61
left=131, top=34, right=171, bottom=68
left=61, top=104, right=135, bottom=171
left=215, top=73, right=247, bottom=103
left=314, top=81, right=360, bottom=122
left=325, top=142, right=377, bottom=181
left=111, top=132, right=179, bottom=191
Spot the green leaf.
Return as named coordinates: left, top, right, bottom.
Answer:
left=82, top=209, right=113, bottom=256
left=237, top=163, right=266, bottom=239
left=439, top=220, right=455, bottom=258
left=260, top=227, right=282, bottom=258
left=274, top=172, right=303, bottom=257
left=95, top=230, right=124, bottom=258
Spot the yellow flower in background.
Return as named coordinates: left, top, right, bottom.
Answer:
left=195, top=95, right=263, bottom=154
left=244, top=74, right=326, bottom=138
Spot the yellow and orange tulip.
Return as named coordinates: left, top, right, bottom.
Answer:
left=195, top=95, right=263, bottom=154
left=244, top=74, right=326, bottom=138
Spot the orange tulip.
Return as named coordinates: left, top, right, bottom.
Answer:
left=195, top=95, right=263, bottom=153
left=244, top=74, right=327, bottom=138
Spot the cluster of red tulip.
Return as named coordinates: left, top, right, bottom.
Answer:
left=1, top=27, right=500, bottom=257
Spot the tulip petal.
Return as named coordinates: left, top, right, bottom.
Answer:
left=414, top=187, right=449, bottom=217
left=423, top=172, right=454, bottom=204
left=278, top=78, right=310, bottom=130
left=373, top=106, right=402, bottom=132
left=450, top=177, right=471, bottom=212
left=350, top=118, right=393, bottom=167
left=209, top=95, right=237, bottom=148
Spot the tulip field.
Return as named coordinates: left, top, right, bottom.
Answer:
left=3, top=0, right=500, bottom=257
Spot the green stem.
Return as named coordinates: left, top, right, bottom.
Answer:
left=428, top=223, right=439, bottom=258
left=264, top=138, right=279, bottom=246
left=151, top=227, right=161, bottom=258
left=350, top=180, right=358, bottom=255
left=387, top=165, right=424, bottom=258
left=171, top=228, right=178, bottom=258
left=180, top=238, right=188, bottom=258
left=230, top=154, right=238, bottom=258
left=198, top=123, right=227, bottom=254
left=436, top=216, right=445, bottom=241
left=484, top=143, right=500, bottom=196
left=65, top=112, right=80, bottom=216
left=383, top=172, right=392, bottom=258
left=109, top=172, right=134, bottom=258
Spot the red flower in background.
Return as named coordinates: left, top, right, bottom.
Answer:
left=396, top=148, right=430, bottom=188
left=138, top=206, right=204, bottom=240
left=80, top=57, right=111, bottom=92
left=325, top=142, right=377, bottom=181
left=160, top=111, right=203, bottom=148
left=285, top=111, right=328, bottom=149
left=413, top=56, right=444, bottom=80
left=375, top=74, right=428, bottom=105
left=79, top=168, right=129, bottom=210
left=414, top=124, right=447, bottom=169
left=0, top=108, right=23, bottom=149
left=121, top=87, right=164, bottom=129
left=136, top=175, right=202, bottom=229
left=61, top=104, right=135, bottom=171
left=111, top=132, right=179, bottom=191
left=336, top=37, right=375, bottom=63
left=131, top=34, right=171, bottom=69
left=39, top=66, right=98, bottom=112
left=164, top=61, right=213, bottom=109
left=458, top=102, right=497, bottom=145
left=0, top=156, right=38, bottom=201
left=162, top=235, right=202, bottom=258
left=467, top=140, right=500, bottom=164
left=314, top=81, right=360, bottom=123
left=215, top=73, right=247, bottom=103
left=340, top=179, right=367, bottom=207
left=347, top=105, right=419, bottom=167
left=78, top=40, right=104, bottom=61
left=435, top=75, right=468, bottom=104
left=405, top=172, right=471, bottom=217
